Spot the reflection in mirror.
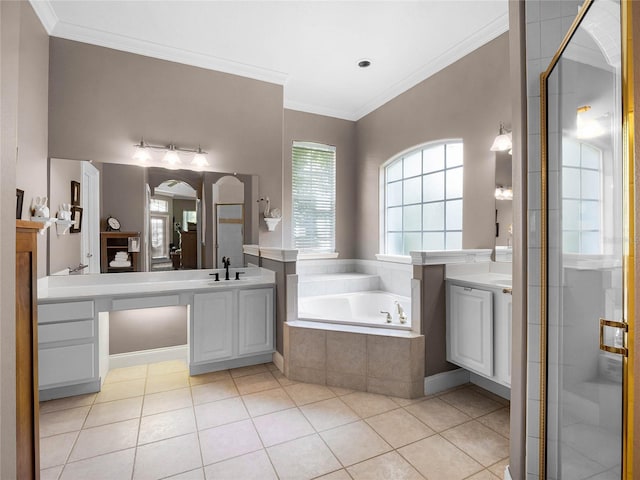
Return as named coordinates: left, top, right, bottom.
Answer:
left=213, top=176, right=245, bottom=268
left=150, top=180, right=198, bottom=271
left=494, top=151, right=513, bottom=253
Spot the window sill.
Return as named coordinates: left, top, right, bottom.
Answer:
left=374, top=254, right=412, bottom=264
left=297, top=252, right=340, bottom=261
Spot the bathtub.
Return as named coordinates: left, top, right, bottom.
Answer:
left=298, top=291, right=411, bottom=330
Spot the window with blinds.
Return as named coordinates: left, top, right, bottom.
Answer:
left=292, top=141, right=336, bottom=252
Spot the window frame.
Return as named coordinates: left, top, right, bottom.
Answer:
left=291, top=140, right=337, bottom=254
left=379, top=139, right=464, bottom=256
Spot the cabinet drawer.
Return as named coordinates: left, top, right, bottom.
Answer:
left=39, top=320, right=95, bottom=344
left=112, top=295, right=179, bottom=311
left=39, top=301, right=94, bottom=324
left=39, top=343, right=96, bottom=388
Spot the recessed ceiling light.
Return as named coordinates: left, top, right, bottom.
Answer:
left=358, top=59, right=371, bottom=68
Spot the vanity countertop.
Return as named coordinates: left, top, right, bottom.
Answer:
left=38, top=267, right=276, bottom=301
left=445, top=272, right=512, bottom=289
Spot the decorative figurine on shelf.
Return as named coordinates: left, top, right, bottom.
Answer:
left=57, top=203, right=72, bottom=221
left=257, top=197, right=282, bottom=232
left=32, top=196, right=50, bottom=218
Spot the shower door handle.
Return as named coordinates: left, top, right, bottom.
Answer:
left=599, top=318, right=628, bottom=356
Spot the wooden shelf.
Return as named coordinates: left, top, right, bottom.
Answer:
left=100, top=232, right=140, bottom=273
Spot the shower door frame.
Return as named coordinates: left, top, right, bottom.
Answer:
left=539, top=0, right=635, bottom=478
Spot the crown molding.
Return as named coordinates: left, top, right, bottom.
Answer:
left=353, top=13, right=509, bottom=121
left=29, top=0, right=58, bottom=34
left=49, top=20, right=289, bottom=87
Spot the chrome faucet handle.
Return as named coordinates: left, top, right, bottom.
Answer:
left=380, top=311, right=392, bottom=323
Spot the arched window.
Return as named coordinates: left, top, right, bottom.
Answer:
left=383, top=141, right=463, bottom=255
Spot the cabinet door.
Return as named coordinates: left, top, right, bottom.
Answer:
left=238, top=288, right=274, bottom=356
left=39, top=343, right=96, bottom=388
left=447, top=285, right=493, bottom=377
left=193, top=291, right=234, bottom=363
left=494, top=291, right=512, bottom=386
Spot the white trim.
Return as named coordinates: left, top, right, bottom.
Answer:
left=504, top=466, right=512, bottom=480
left=374, top=254, right=412, bottom=264
left=410, top=249, right=493, bottom=265
left=259, top=247, right=299, bottom=262
left=469, top=372, right=510, bottom=400
left=352, top=14, right=509, bottom=120
left=28, top=0, right=58, bottom=34
left=297, top=252, right=339, bottom=260
left=272, top=351, right=284, bottom=373
left=49, top=21, right=289, bottom=87
left=424, top=368, right=470, bottom=395
left=109, top=345, right=188, bottom=369
left=242, top=244, right=260, bottom=257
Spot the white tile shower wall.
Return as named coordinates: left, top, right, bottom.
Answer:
left=525, top=1, right=582, bottom=478
left=356, top=260, right=413, bottom=297
left=296, top=259, right=357, bottom=276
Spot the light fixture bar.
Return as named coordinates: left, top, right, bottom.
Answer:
left=133, top=138, right=209, bottom=166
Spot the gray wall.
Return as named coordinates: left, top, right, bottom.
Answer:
left=1, top=2, right=49, bottom=476
left=109, top=307, right=187, bottom=354
left=355, top=33, right=511, bottom=260
left=48, top=38, right=284, bottom=248
left=48, top=158, right=82, bottom=274
left=283, top=109, right=357, bottom=258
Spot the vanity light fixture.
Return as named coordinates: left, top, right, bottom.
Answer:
left=132, top=138, right=209, bottom=167
left=490, top=122, right=513, bottom=152
left=494, top=186, right=513, bottom=201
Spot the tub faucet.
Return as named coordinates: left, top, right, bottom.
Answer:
left=395, top=301, right=408, bottom=324
left=380, top=311, right=392, bottom=323
left=222, top=256, right=231, bottom=280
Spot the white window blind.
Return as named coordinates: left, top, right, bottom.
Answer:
left=292, top=142, right=336, bottom=252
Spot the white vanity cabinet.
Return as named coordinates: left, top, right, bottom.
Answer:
left=38, top=300, right=99, bottom=396
left=447, top=285, right=493, bottom=377
left=192, top=287, right=275, bottom=371
left=192, top=291, right=235, bottom=363
left=446, top=281, right=512, bottom=388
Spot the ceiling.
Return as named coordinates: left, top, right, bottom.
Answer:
left=30, top=1, right=509, bottom=121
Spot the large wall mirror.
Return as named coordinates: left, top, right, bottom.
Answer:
left=494, top=150, right=513, bottom=255
left=48, top=159, right=259, bottom=274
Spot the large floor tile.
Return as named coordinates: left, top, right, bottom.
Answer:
left=365, top=408, right=435, bottom=448
left=145, top=371, right=190, bottom=394
left=242, top=387, right=295, bottom=417
left=233, top=371, right=280, bottom=395
left=347, top=451, right=424, bottom=480
left=84, top=396, right=142, bottom=428
left=253, top=407, right=315, bottom=447
left=40, top=406, right=90, bottom=438
left=188, top=369, right=231, bottom=386
left=191, top=379, right=238, bottom=405
left=300, top=397, right=360, bottom=431
left=40, top=465, right=63, bottom=480
left=272, top=369, right=296, bottom=386
left=284, top=383, right=336, bottom=406
left=441, top=420, right=509, bottom=467
left=68, top=418, right=139, bottom=462
left=40, top=431, right=78, bottom=469
left=165, top=468, right=205, bottom=479
left=142, top=387, right=192, bottom=416
left=321, top=420, right=392, bottom=466
left=340, top=391, right=398, bottom=418
left=199, top=419, right=263, bottom=465
left=133, top=433, right=202, bottom=480
left=147, top=359, right=188, bottom=377
left=398, top=435, right=482, bottom=480
left=95, top=379, right=146, bottom=404
left=267, top=434, right=341, bottom=480
left=229, top=363, right=270, bottom=378
left=40, top=394, right=95, bottom=414
left=405, top=397, right=471, bottom=432
left=439, top=387, right=502, bottom=418
left=478, top=407, right=510, bottom=438
left=314, top=470, right=352, bottom=480
left=488, top=457, right=510, bottom=477
left=194, top=396, right=248, bottom=430
left=104, top=364, right=147, bottom=384
left=138, top=406, right=196, bottom=444
left=204, top=449, right=278, bottom=479
left=60, top=448, right=135, bottom=480
left=466, top=470, right=501, bottom=480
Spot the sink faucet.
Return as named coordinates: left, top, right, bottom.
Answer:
left=222, top=256, right=231, bottom=280
left=395, top=301, right=408, bottom=324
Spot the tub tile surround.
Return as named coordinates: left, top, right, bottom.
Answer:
left=40, top=359, right=509, bottom=480
left=284, top=323, right=425, bottom=399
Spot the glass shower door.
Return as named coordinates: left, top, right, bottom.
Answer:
left=542, top=0, right=625, bottom=478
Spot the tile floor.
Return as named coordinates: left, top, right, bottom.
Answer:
left=39, top=360, right=510, bottom=480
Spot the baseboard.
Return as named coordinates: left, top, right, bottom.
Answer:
left=424, top=368, right=470, bottom=395
left=40, top=380, right=101, bottom=402
left=109, top=345, right=188, bottom=370
left=504, top=465, right=512, bottom=480
left=272, top=351, right=284, bottom=373
left=469, top=373, right=511, bottom=400
left=189, top=353, right=274, bottom=376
